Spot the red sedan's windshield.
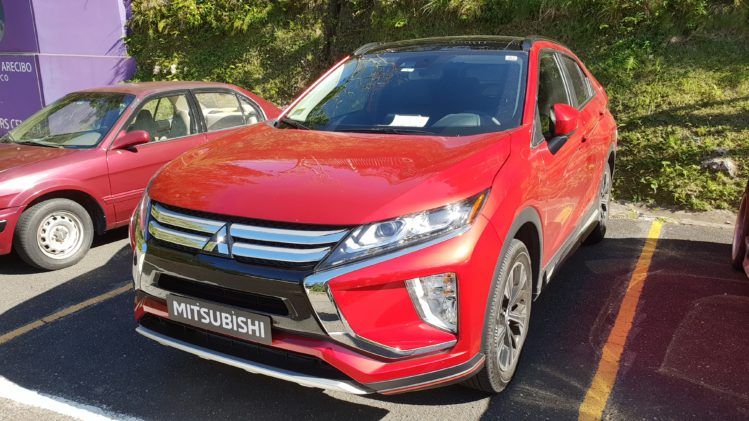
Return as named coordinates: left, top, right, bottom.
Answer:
left=2, top=92, right=134, bottom=149
left=284, top=51, right=528, bottom=136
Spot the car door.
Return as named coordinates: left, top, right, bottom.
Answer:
left=106, top=90, right=206, bottom=223
left=192, top=89, right=267, bottom=142
left=532, top=50, right=590, bottom=257
left=558, top=54, right=602, bottom=209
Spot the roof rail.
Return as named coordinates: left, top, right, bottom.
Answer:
left=353, top=42, right=383, bottom=56
left=522, top=35, right=568, bottom=50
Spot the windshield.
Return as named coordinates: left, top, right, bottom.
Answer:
left=285, top=50, right=527, bottom=136
left=2, top=92, right=134, bottom=148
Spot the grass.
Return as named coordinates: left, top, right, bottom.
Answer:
left=603, top=36, right=749, bottom=210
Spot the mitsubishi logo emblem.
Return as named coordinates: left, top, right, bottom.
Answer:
left=202, top=224, right=232, bottom=256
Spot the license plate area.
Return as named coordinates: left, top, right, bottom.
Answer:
left=167, top=294, right=272, bottom=345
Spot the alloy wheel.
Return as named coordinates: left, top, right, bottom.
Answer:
left=495, top=259, right=532, bottom=372
left=600, top=168, right=611, bottom=223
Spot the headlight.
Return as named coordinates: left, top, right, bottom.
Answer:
left=129, top=192, right=150, bottom=250
left=319, top=190, right=488, bottom=269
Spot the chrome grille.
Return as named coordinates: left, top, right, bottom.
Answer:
left=148, top=203, right=349, bottom=267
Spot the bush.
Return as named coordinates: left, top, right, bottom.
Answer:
left=126, top=0, right=749, bottom=210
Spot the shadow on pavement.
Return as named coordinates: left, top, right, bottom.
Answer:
left=0, top=227, right=129, bottom=276
left=0, top=228, right=747, bottom=420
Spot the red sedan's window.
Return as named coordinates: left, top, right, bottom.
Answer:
left=1, top=92, right=133, bottom=149
left=195, top=92, right=250, bottom=132
left=127, top=94, right=195, bottom=142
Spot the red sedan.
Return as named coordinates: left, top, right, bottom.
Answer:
left=0, top=82, right=280, bottom=270
left=131, top=36, right=617, bottom=394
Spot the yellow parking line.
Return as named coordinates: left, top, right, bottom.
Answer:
left=578, top=220, right=664, bottom=421
left=0, top=284, right=131, bottom=346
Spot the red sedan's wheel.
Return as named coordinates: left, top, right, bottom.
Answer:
left=731, top=194, right=749, bottom=271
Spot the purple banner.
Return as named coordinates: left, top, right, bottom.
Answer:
left=0, top=0, right=39, bottom=53
left=0, top=54, right=43, bottom=134
left=32, top=0, right=129, bottom=56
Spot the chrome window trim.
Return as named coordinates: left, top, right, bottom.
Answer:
left=136, top=325, right=370, bottom=394
left=303, top=226, right=469, bottom=359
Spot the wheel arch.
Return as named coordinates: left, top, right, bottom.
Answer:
left=497, top=206, right=544, bottom=296
left=25, top=190, right=107, bottom=235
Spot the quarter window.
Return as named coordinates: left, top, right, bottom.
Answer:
left=238, top=96, right=262, bottom=125
left=537, top=52, right=571, bottom=139
left=560, top=55, right=593, bottom=106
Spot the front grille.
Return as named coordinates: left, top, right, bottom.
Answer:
left=157, top=274, right=289, bottom=316
left=140, top=315, right=351, bottom=381
left=148, top=202, right=350, bottom=269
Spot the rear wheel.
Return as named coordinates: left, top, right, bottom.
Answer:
left=464, top=239, right=532, bottom=393
left=584, top=161, right=612, bottom=245
left=731, top=194, right=748, bottom=271
left=13, top=199, right=94, bottom=271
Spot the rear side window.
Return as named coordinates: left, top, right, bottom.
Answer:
left=560, top=55, right=593, bottom=106
left=195, top=92, right=245, bottom=132
left=537, top=52, right=571, bottom=139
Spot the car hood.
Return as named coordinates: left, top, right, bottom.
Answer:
left=0, top=143, right=76, bottom=178
left=149, top=123, right=513, bottom=225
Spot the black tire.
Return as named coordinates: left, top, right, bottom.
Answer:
left=464, top=239, right=533, bottom=393
left=731, top=193, right=748, bottom=271
left=13, top=199, right=94, bottom=271
left=584, top=161, right=612, bottom=245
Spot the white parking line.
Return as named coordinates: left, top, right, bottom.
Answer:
left=0, top=377, right=139, bottom=421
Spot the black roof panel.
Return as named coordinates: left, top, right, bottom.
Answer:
left=354, top=36, right=528, bottom=55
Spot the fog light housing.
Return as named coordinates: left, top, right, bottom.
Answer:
left=405, top=273, right=457, bottom=333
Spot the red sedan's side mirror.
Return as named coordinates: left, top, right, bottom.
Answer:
left=111, top=130, right=150, bottom=151
left=552, top=103, right=580, bottom=137
left=546, top=103, right=580, bottom=154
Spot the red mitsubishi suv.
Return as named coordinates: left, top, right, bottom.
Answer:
left=131, top=36, right=617, bottom=394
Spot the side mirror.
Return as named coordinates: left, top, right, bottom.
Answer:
left=552, top=103, right=580, bottom=137
left=547, top=103, right=580, bottom=154
left=111, top=130, right=150, bottom=151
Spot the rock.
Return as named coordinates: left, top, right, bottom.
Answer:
left=713, top=147, right=729, bottom=156
left=702, top=157, right=738, bottom=178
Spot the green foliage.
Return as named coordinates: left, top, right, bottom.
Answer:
left=127, top=0, right=749, bottom=210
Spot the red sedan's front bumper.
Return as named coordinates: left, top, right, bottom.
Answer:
left=134, top=216, right=502, bottom=394
left=0, top=207, right=21, bottom=255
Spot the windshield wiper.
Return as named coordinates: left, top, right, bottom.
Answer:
left=15, top=139, right=62, bottom=148
left=277, top=117, right=311, bottom=130
left=335, top=127, right=434, bottom=135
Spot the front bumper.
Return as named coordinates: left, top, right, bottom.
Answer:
left=0, top=207, right=21, bottom=255
left=133, top=214, right=502, bottom=393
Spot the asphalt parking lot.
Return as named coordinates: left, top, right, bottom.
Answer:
left=0, top=216, right=748, bottom=420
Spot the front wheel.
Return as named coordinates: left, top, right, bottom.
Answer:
left=464, top=239, right=533, bottom=393
left=584, top=161, right=612, bottom=245
left=13, top=199, right=94, bottom=271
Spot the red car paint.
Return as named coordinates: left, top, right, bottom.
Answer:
left=0, top=82, right=280, bottom=256
left=132, top=37, right=618, bottom=393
